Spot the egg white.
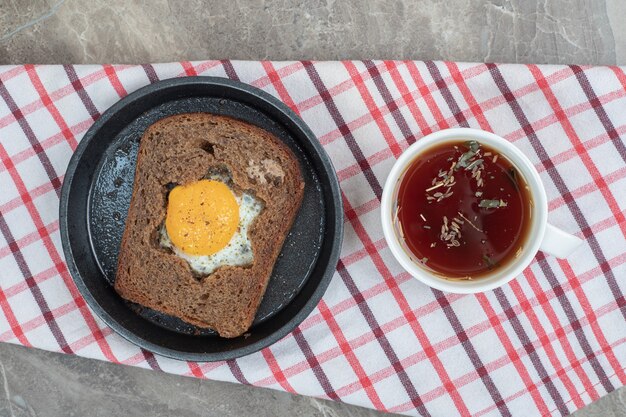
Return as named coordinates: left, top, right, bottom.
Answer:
left=160, top=174, right=263, bottom=275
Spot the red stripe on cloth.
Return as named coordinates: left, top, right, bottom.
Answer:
left=0, top=66, right=26, bottom=83
left=545, top=139, right=626, bottom=192
left=445, top=62, right=492, bottom=131
left=74, top=300, right=119, bottom=362
left=340, top=238, right=386, bottom=266
left=0, top=284, right=31, bottom=346
left=187, top=362, right=205, bottom=378
left=261, top=61, right=300, bottom=115
left=103, top=64, right=128, bottom=97
left=343, top=61, right=403, bottom=158
left=609, top=66, right=626, bottom=90
left=181, top=61, right=198, bottom=76
left=250, top=62, right=304, bottom=90
left=505, top=90, right=626, bottom=146
left=25, top=65, right=78, bottom=150
left=405, top=62, right=451, bottom=130
left=383, top=61, right=433, bottom=137
left=0, top=220, right=58, bottom=259
left=261, top=348, right=296, bottom=393
left=318, top=110, right=379, bottom=146
left=66, top=325, right=115, bottom=353
left=318, top=300, right=386, bottom=410
left=297, top=272, right=416, bottom=335
left=1, top=267, right=58, bottom=305
left=0, top=299, right=74, bottom=343
left=294, top=65, right=374, bottom=114
left=581, top=214, right=626, bottom=244
left=0, top=181, right=57, bottom=216
left=349, top=197, right=380, bottom=218
left=1, top=118, right=92, bottom=172
left=121, top=351, right=156, bottom=367
left=184, top=361, right=225, bottom=377
left=185, top=61, right=224, bottom=76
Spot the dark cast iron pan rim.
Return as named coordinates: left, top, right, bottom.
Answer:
left=59, top=76, right=344, bottom=362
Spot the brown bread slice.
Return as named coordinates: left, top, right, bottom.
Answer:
left=114, top=113, right=304, bottom=338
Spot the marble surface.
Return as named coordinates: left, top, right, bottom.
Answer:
left=0, top=0, right=625, bottom=416
left=1, top=0, right=625, bottom=64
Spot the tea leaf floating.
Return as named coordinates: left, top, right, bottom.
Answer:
left=455, top=141, right=479, bottom=170
left=506, top=167, right=520, bottom=191
left=479, top=199, right=508, bottom=208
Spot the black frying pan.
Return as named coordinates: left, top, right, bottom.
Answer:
left=60, top=76, right=343, bottom=361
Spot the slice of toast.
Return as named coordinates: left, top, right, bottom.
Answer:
left=114, top=113, right=304, bottom=338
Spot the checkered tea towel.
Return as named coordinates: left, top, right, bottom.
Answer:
left=0, top=61, right=625, bottom=417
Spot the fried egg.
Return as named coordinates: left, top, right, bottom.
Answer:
left=160, top=172, right=263, bottom=275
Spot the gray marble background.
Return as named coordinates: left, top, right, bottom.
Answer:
left=0, top=0, right=625, bottom=416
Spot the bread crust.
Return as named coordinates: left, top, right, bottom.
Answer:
left=114, top=113, right=304, bottom=338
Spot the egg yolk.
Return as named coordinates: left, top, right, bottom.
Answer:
left=165, top=179, right=239, bottom=256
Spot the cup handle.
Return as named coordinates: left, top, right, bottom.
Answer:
left=539, top=223, right=584, bottom=259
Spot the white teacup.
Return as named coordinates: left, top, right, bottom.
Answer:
left=380, top=128, right=583, bottom=294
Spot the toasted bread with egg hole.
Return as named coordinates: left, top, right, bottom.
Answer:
left=114, top=113, right=304, bottom=338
